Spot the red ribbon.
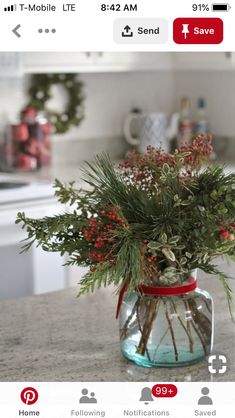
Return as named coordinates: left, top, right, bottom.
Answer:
left=116, top=283, right=129, bottom=319
left=116, top=277, right=197, bottom=319
left=139, top=277, right=197, bottom=296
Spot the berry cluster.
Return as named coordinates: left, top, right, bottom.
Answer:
left=219, top=224, right=235, bottom=241
left=179, top=134, right=213, bottom=168
left=82, top=205, right=128, bottom=265
left=144, top=254, right=159, bottom=279
left=120, top=135, right=213, bottom=190
left=121, top=147, right=176, bottom=171
left=120, top=147, right=177, bottom=191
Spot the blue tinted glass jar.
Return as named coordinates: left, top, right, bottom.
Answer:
left=119, top=275, right=214, bottom=368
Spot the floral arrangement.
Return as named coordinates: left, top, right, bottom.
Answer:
left=16, top=135, right=235, bottom=318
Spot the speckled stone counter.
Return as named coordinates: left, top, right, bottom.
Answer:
left=0, top=260, right=235, bottom=382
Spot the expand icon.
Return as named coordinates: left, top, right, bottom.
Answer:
left=208, top=353, right=228, bottom=375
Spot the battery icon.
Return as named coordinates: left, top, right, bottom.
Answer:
left=212, top=3, right=231, bottom=11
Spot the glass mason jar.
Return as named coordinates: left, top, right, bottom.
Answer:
left=119, top=274, right=214, bottom=368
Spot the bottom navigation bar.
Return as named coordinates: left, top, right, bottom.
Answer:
left=0, top=382, right=234, bottom=418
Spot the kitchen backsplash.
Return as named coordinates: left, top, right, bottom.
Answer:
left=174, top=70, right=235, bottom=138
left=52, top=135, right=127, bottom=164
left=1, top=69, right=235, bottom=163
left=0, top=71, right=175, bottom=139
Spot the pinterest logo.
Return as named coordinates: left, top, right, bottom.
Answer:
left=21, top=387, right=39, bottom=405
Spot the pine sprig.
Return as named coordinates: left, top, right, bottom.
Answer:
left=82, top=153, right=154, bottom=222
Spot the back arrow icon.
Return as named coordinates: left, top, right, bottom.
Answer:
left=12, top=24, right=21, bottom=38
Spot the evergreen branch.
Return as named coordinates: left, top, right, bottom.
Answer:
left=219, top=274, right=234, bottom=322
left=200, top=262, right=235, bottom=322
left=78, top=262, right=117, bottom=296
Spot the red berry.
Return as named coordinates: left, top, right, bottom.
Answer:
left=219, top=230, right=230, bottom=239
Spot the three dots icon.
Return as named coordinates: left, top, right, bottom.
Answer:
left=38, top=28, right=56, bottom=34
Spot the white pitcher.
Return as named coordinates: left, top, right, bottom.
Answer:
left=124, top=111, right=179, bottom=153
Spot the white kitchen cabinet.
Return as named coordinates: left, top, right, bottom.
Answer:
left=21, top=52, right=235, bottom=74
left=5, top=52, right=235, bottom=76
left=172, top=52, right=235, bottom=71
left=0, top=174, right=67, bottom=300
left=21, top=52, right=173, bottom=73
left=92, top=52, right=173, bottom=71
left=0, top=52, right=23, bottom=78
left=0, top=199, right=66, bottom=299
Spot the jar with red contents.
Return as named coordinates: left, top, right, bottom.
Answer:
left=118, top=270, right=214, bottom=368
left=3, top=107, right=51, bottom=171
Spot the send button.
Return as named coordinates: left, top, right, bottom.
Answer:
left=114, top=18, right=168, bottom=44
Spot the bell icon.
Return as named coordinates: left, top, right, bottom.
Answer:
left=139, top=387, right=154, bottom=405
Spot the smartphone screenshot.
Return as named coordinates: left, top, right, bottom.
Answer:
left=0, top=1, right=234, bottom=417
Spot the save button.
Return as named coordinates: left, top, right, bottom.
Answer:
left=173, top=18, right=223, bottom=44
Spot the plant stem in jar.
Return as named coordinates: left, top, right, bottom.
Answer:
left=171, top=298, right=194, bottom=353
left=136, top=298, right=160, bottom=356
left=163, top=299, right=179, bottom=362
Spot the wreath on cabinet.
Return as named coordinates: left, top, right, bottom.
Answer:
left=26, top=74, right=85, bottom=134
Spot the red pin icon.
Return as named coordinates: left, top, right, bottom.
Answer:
left=21, top=387, right=39, bottom=405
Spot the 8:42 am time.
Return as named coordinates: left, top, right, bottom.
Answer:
left=101, top=3, right=138, bottom=12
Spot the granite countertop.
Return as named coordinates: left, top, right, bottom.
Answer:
left=1, top=157, right=124, bottom=185
left=0, top=163, right=85, bottom=185
left=0, top=259, right=235, bottom=382
left=2, top=161, right=235, bottom=190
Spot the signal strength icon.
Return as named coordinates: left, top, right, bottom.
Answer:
left=4, top=4, right=17, bottom=12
